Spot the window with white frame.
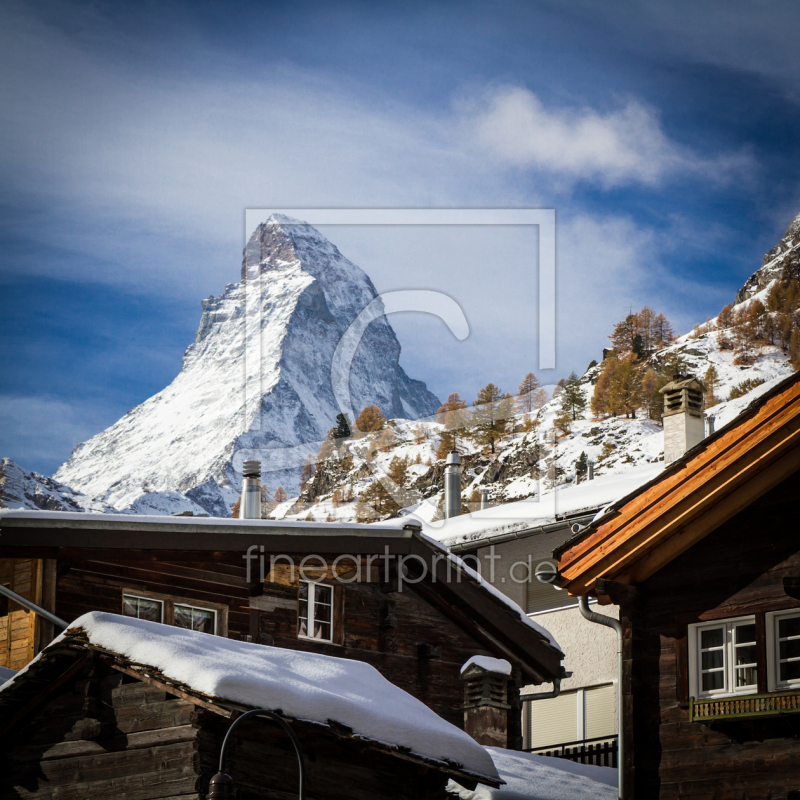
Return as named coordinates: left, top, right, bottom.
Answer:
left=766, top=609, right=800, bottom=691
left=298, top=580, right=333, bottom=642
left=122, top=594, right=164, bottom=623
left=122, top=589, right=226, bottom=636
left=688, top=616, right=757, bottom=698
left=174, top=603, right=216, bottom=634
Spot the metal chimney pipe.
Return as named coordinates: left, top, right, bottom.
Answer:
left=240, top=460, right=262, bottom=520
left=444, top=451, right=462, bottom=519
left=588, top=460, right=594, bottom=481
left=479, top=487, right=490, bottom=511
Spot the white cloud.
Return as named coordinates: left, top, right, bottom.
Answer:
left=463, top=86, right=752, bottom=188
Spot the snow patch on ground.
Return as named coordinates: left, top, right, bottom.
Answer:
left=448, top=747, right=617, bottom=800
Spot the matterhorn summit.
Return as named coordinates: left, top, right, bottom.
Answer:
left=50, top=215, right=440, bottom=515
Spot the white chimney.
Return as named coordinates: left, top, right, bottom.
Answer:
left=479, top=487, right=490, bottom=510
left=659, top=375, right=706, bottom=465
left=239, top=460, right=262, bottom=519
left=444, top=451, right=462, bottom=519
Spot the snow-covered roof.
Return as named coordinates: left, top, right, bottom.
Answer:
left=0, top=612, right=499, bottom=784
left=409, top=463, right=663, bottom=547
left=448, top=746, right=617, bottom=800
left=461, top=656, right=512, bottom=676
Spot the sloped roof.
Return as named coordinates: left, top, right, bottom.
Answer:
left=557, top=371, right=800, bottom=596
left=0, top=612, right=501, bottom=786
left=0, top=511, right=564, bottom=683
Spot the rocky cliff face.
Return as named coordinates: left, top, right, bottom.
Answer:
left=735, top=212, right=800, bottom=304
left=50, top=215, right=440, bottom=514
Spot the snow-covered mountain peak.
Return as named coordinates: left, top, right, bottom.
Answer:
left=46, top=216, right=440, bottom=515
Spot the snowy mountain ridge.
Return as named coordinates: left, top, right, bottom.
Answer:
left=3, top=212, right=798, bottom=519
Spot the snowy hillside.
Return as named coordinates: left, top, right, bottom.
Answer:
left=43, top=215, right=439, bottom=515
left=270, top=212, right=799, bottom=528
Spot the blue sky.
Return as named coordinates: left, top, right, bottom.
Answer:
left=2, top=0, right=800, bottom=475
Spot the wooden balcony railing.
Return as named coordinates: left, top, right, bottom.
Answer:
left=690, top=690, right=800, bottom=723
left=525, top=735, right=618, bottom=768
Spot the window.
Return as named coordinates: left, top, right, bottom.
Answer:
left=767, top=609, right=800, bottom=691
left=122, top=594, right=164, bottom=623
left=688, top=616, right=757, bottom=699
left=174, top=603, right=216, bottom=634
left=524, top=684, right=615, bottom=750
left=298, top=581, right=333, bottom=642
left=121, top=589, right=227, bottom=637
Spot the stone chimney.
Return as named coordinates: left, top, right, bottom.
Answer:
left=460, top=657, right=511, bottom=748
left=659, top=374, right=706, bottom=464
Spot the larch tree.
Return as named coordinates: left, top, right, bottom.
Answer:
left=516, top=372, right=541, bottom=413
left=355, top=404, right=386, bottom=433
left=436, top=393, right=467, bottom=424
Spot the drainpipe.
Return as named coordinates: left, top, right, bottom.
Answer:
left=0, top=583, right=68, bottom=630
left=579, top=595, right=623, bottom=800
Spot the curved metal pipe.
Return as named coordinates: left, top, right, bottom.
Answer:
left=0, top=582, right=67, bottom=630
left=578, top=596, right=623, bottom=800
left=210, top=708, right=305, bottom=800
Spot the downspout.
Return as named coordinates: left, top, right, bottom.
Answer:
left=0, top=582, right=68, bottom=630
left=579, top=595, right=623, bottom=800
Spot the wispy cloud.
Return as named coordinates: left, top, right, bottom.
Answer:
left=461, top=86, right=753, bottom=188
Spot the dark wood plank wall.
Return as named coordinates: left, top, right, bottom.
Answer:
left=2, top=658, right=200, bottom=799
left=48, top=550, right=503, bottom=733
left=1, top=654, right=456, bottom=800
left=630, top=471, right=800, bottom=799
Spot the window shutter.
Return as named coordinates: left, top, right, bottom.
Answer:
left=526, top=578, right=578, bottom=614
left=527, top=690, right=578, bottom=749
left=584, top=684, right=616, bottom=739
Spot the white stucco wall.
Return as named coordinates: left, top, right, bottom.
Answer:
left=470, top=534, right=619, bottom=731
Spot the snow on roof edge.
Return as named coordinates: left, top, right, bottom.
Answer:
left=0, top=612, right=500, bottom=784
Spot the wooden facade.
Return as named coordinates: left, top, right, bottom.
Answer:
left=0, top=518, right=563, bottom=752
left=557, top=373, right=800, bottom=799
left=0, top=633, right=498, bottom=799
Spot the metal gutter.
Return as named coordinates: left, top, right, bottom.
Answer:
left=449, top=511, right=600, bottom=553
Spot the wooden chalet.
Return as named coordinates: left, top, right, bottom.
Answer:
left=0, top=514, right=564, bottom=754
left=0, top=611, right=502, bottom=799
left=556, top=371, right=800, bottom=799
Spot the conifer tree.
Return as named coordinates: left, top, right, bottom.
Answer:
left=516, top=372, right=541, bottom=413
left=468, top=383, right=507, bottom=454
left=335, top=413, right=351, bottom=439
left=560, top=372, right=586, bottom=421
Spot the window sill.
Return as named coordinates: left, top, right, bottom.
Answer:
left=690, top=690, right=800, bottom=723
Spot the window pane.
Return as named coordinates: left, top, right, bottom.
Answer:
left=735, top=644, right=757, bottom=665
left=139, top=599, right=162, bottom=621
left=702, top=671, right=724, bottom=691
left=314, top=621, right=332, bottom=640
left=701, top=628, right=724, bottom=649
left=174, top=605, right=193, bottom=629
left=734, top=624, right=755, bottom=645
left=702, top=650, right=723, bottom=670
left=122, top=596, right=138, bottom=617
left=735, top=666, right=757, bottom=687
left=779, top=616, right=800, bottom=639
left=779, top=639, right=800, bottom=660
left=780, top=661, right=800, bottom=682
left=192, top=608, right=215, bottom=633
